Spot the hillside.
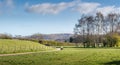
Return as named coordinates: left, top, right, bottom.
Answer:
left=24, top=33, right=73, bottom=42
left=0, top=39, right=55, bottom=54
left=43, top=33, right=73, bottom=41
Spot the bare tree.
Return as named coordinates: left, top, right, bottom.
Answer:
left=73, top=12, right=120, bottom=48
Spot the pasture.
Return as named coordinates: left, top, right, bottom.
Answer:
left=0, top=39, right=55, bottom=54
left=1, top=47, right=120, bottom=65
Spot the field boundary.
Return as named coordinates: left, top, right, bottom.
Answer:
left=0, top=50, right=60, bottom=57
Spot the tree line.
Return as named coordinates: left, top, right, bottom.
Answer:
left=72, top=12, right=120, bottom=47
left=0, top=33, right=74, bottom=46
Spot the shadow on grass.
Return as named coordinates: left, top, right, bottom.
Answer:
left=55, top=46, right=120, bottom=49
left=104, top=61, right=120, bottom=65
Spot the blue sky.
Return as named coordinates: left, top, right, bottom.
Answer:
left=0, top=0, right=120, bottom=35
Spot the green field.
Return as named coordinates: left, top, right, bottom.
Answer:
left=0, top=39, right=55, bottom=54
left=1, top=48, right=120, bottom=65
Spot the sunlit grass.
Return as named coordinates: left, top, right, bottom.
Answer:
left=1, top=48, right=120, bottom=65
left=0, top=39, right=55, bottom=54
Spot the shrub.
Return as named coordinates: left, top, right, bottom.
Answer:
left=0, top=33, right=12, bottom=39
left=103, top=33, right=119, bottom=47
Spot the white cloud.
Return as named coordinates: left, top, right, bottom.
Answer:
left=26, top=0, right=101, bottom=15
left=26, top=1, right=75, bottom=14
left=96, top=6, right=120, bottom=16
left=5, top=0, right=14, bottom=8
left=25, top=0, right=120, bottom=15
left=0, top=0, right=14, bottom=14
left=73, top=2, right=100, bottom=15
left=73, top=2, right=120, bottom=16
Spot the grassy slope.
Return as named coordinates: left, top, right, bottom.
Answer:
left=1, top=48, right=120, bottom=65
left=0, top=39, right=55, bottom=54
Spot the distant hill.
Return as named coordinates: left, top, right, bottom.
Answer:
left=42, top=33, right=73, bottom=42
left=22, top=33, right=73, bottom=42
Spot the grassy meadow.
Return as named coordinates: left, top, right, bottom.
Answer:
left=1, top=47, right=120, bottom=65
left=1, top=39, right=120, bottom=65
left=0, top=39, right=55, bottom=54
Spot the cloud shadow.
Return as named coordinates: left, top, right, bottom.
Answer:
left=104, top=61, right=120, bottom=65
